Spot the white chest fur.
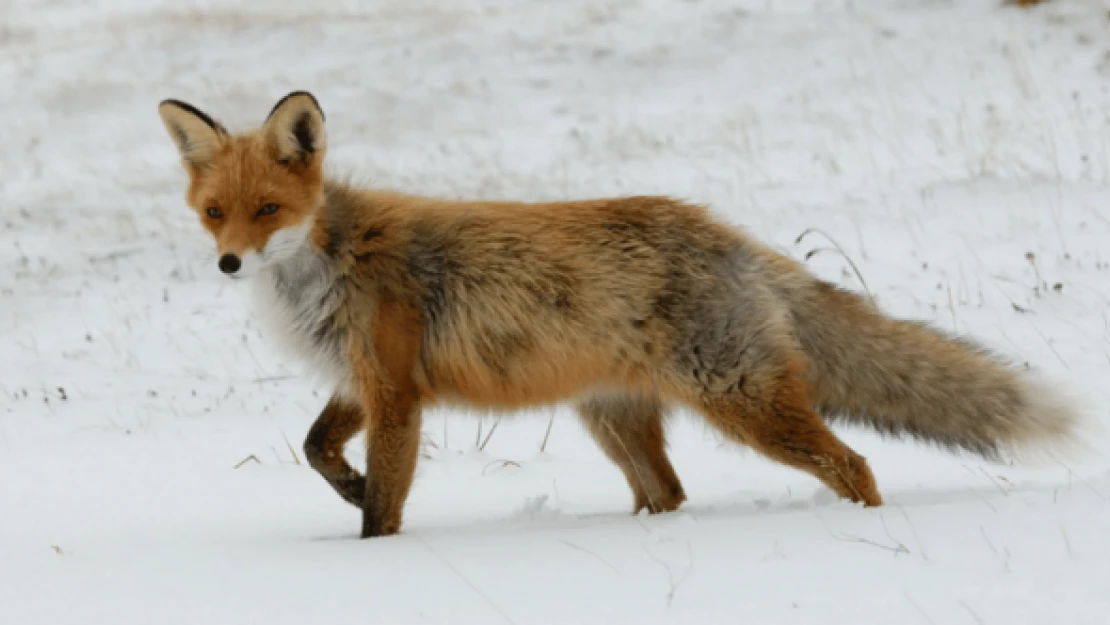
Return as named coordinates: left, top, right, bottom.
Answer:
left=251, top=248, right=350, bottom=393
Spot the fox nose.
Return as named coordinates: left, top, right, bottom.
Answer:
left=218, top=253, right=241, bottom=275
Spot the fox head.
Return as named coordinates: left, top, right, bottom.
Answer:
left=158, top=91, right=327, bottom=278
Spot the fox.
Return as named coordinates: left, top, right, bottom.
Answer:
left=157, top=91, right=1082, bottom=538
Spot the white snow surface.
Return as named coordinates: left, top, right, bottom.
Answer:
left=3, top=0, right=1110, bottom=623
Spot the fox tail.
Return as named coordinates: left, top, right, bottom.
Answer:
left=785, top=278, right=1090, bottom=462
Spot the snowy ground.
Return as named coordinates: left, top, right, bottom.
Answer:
left=3, top=0, right=1110, bottom=623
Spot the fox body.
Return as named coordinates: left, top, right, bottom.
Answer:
left=158, top=92, right=1081, bottom=538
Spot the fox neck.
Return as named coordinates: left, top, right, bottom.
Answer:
left=255, top=189, right=336, bottom=280
left=251, top=202, right=349, bottom=392
left=255, top=196, right=339, bottom=310
left=260, top=228, right=328, bottom=287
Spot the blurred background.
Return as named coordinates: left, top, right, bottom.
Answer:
left=2, top=1, right=1109, bottom=624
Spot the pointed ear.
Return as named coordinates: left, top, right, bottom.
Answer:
left=157, top=99, right=229, bottom=173
left=261, top=91, right=326, bottom=170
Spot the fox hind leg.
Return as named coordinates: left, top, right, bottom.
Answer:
left=697, top=360, right=882, bottom=507
left=304, top=395, right=367, bottom=507
left=576, top=393, right=687, bottom=514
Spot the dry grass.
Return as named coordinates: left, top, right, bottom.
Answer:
left=796, top=227, right=876, bottom=306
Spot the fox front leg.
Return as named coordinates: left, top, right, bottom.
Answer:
left=356, top=297, right=424, bottom=539
left=303, top=396, right=367, bottom=507
left=359, top=391, right=422, bottom=538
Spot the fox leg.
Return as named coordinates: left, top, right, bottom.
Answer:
left=698, top=359, right=882, bottom=507
left=303, top=395, right=366, bottom=507
left=360, top=388, right=422, bottom=538
left=357, top=297, right=424, bottom=539
left=576, top=393, right=686, bottom=514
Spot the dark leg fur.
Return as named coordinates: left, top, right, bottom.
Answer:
left=304, top=396, right=367, bottom=507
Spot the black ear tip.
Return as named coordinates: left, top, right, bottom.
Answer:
left=285, top=90, right=318, bottom=103
left=268, top=90, right=325, bottom=122
left=158, top=98, right=225, bottom=133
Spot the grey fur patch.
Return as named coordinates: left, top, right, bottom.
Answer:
left=407, top=223, right=453, bottom=341
left=252, top=245, right=349, bottom=392
left=656, top=244, right=790, bottom=395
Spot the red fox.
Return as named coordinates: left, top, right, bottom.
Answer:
left=158, top=91, right=1082, bottom=538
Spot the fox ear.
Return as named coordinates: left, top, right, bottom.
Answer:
left=262, top=91, right=326, bottom=170
left=157, top=99, right=229, bottom=173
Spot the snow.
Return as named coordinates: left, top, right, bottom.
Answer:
left=3, top=0, right=1110, bottom=622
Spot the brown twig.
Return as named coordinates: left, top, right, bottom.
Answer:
left=479, top=418, right=502, bottom=451
left=234, top=454, right=260, bottom=469
left=281, top=430, right=302, bottom=465
left=539, top=413, right=556, bottom=452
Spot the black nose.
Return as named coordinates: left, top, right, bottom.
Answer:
left=218, top=253, right=241, bottom=274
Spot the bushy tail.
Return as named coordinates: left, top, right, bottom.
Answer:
left=785, top=279, right=1085, bottom=462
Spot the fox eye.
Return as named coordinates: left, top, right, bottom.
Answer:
left=256, top=203, right=280, bottom=217
left=206, top=207, right=223, bottom=219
